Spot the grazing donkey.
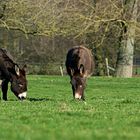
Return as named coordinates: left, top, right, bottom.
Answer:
left=0, top=48, right=27, bottom=100
left=66, top=45, right=94, bottom=100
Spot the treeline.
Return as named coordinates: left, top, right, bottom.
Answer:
left=0, top=28, right=139, bottom=76
left=0, top=0, right=140, bottom=77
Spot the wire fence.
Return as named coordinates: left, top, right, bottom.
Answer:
left=133, top=65, right=140, bottom=76
left=133, top=57, right=140, bottom=76
left=25, top=62, right=67, bottom=75
left=24, top=62, right=140, bottom=77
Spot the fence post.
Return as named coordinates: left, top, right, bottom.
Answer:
left=60, top=66, right=64, bottom=76
left=105, top=58, right=110, bottom=76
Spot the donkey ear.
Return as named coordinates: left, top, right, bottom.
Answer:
left=15, top=65, right=20, bottom=76
left=70, top=68, right=74, bottom=76
left=79, top=64, right=84, bottom=75
left=20, top=64, right=27, bottom=76
left=22, top=64, right=27, bottom=72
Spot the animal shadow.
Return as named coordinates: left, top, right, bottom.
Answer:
left=132, top=121, right=140, bottom=127
left=28, top=97, right=52, bottom=102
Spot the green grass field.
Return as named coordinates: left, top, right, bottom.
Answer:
left=0, top=75, right=140, bottom=140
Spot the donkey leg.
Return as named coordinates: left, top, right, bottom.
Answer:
left=81, top=95, right=85, bottom=101
left=1, top=80, right=8, bottom=101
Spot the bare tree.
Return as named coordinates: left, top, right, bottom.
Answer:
left=0, top=0, right=140, bottom=76
left=116, top=0, right=139, bottom=77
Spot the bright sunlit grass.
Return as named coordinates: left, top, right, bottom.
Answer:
left=0, top=75, right=140, bottom=140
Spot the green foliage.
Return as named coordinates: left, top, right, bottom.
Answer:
left=0, top=76, right=140, bottom=140
left=0, top=0, right=140, bottom=77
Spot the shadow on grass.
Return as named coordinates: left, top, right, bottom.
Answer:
left=0, top=97, right=86, bottom=102
left=132, top=121, right=140, bottom=127
left=28, top=97, right=53, bottom=102
left=0, top=98, right=53, bottom=102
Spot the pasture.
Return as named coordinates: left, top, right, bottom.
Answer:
left=0, top=75, right=140, bottom=140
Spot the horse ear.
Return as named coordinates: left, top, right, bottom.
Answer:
left=80, top=64, right=84, bottom=75
left=15, top=65, right=20, bottom=76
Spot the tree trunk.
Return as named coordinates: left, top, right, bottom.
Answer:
left=116, top=0, right=138, bottom=77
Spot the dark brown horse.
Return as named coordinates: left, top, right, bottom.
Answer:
left=65, top=46, right=94, bottom=100
left=0, top=48, right=27, bottom=100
